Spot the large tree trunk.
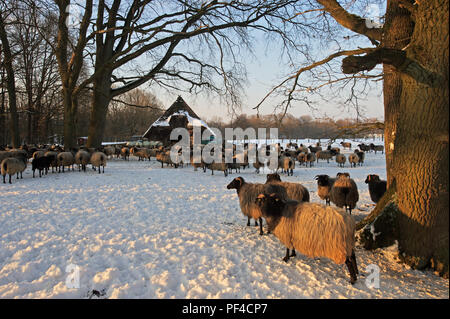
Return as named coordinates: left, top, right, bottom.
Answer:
left=62, top=89, right=78, bottom=150
left=360, top=0, right=449, bottom=277
left=382, top=0, right=414, bottom=187
left=393, top=0, right=449, bottom=275
left=86, top=73, right=112, bottom=148
left=0, top=15, right=20, bottom=148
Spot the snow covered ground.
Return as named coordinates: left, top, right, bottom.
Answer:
left=0, top=138, right=448, bottom=299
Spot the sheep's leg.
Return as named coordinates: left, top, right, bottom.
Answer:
left=351, top=250, right=359, bottom=274
left=9, top=174, right=12, bottom=184
left=247, top=217, right=251, bottom=226
left=345, top=257, right=357, bottom=285
left=254, top=219, right=258, bottom=226
left=33, top=170, right=35, bottom=178
left=290, top=249, right=296, bottom=257
left=102, top=165, right=105, bottom=173
left=258, top=218, right=263, bottom=235
left=283, top=248, right=290, bottom=262
left=3, top=175, right=5, bottom=183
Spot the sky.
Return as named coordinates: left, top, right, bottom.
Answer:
left=122, top=1, right=387, bottom=124
left=150, top=51, right=385, bottom=123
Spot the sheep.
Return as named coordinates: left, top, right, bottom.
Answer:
left=156, top=151, right=173, bottom=168
left=32, top=150, right=46, bottom=159
left=335, top=153, right=346, bottom=167
left=31, top=155, right=54, bottom=177
left=329, top=172, right=359, bottom=214
left=266, top=173, right=310, bottom=203
left=57, top=152, right=75, bottom=172
left=354, top=149, right=365, bottom=166
left=277, top=154, right=294, bottom=176
left=308, top=145, right=322, bottom=153
left=369, top=143, right=384, bottom=154
left=255, top=192, right=358, bottom=284
left=207, top=161, right=229, bottom=176
left=340, top=141, right=352, bottom=149
left=0, top=151, right=13, bottom=163
left=365, top=174, right=387, bottom=203
left=1, top=155, right=27, bottom=184
left=130, top=147, right=149, bottom=161
left=120, top=147, right=130, bottom=160
left=298, top=144, right=308, bottom=154
left=314, top=174, right=336, bottom=206
left=348, top=153, right=359, bottom=168
left=75, top=150, right=91, bottom=172
left=44, top=151, right=58, bottom=173
left=327, top=145, right=341, bottom=155
left=316, top=150, right=333, bottom=163
left=297, top=152, right=307, bottom=166
left=8, top=149, right=28, bottom=159
left=305, top=152, right=315, bottom=167
left=103, top=146, right=116, bottom=159
left=90, top=151, right=107, bottom=173
left=226, top=176, right=288, bottom=235
left=357, top=143, right=371, bottom=152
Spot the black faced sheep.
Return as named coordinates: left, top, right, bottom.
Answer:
left=315, top=174, right=336, bottom=206
left=305, top=152, right=315, bottom=167
left=255, top=192, right=358, bottom=284
left=90, top=152, right=107, bottom=173
left=278, top=154, right=294, bottom=176
left=31, top=155, right=54, bottom=177
left=1, top=155, right=27, bottom=183
left=335, top=153, right=346, bottom=167
left=354, top=149, right=365, bottom=166
left=348, top=153, right=359, bottom=168
left=57, top=152, right=75, bottom=172
left=316, top=150, right=333, bottom=163
left=340, top=141, right=352, bottom=149
left=266, top=173, right=310, bottom=203
left=226, top=176, right=288, bottom=235
left=365, top=174, right=387, bottom=203
left=75, top=150, right=91, bottom=172
left=329, top=172, right=359, bottom=214
left=369, top=143, right=384, bottom=154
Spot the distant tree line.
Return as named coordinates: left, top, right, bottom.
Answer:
left=207, top=113, right=384, bottom=141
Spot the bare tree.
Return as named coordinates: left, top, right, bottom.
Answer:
left=0, top=2, right=20, bottom=147
left=257, top=0, right=448, bottom=277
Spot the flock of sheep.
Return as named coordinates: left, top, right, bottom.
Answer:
left=1, top=140, right=388, bottom=285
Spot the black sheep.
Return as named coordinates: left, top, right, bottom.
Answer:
left=32, top=155, right=54, bottom=178
left=365, top=174, right=387, bottom=203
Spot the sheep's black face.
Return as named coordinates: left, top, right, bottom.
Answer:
left=226, top=177, right=244, bottom=190
left=365, top=174, right=380, bottom=183
left=255, top=193, right=285, bottom=217
left=266, top=173, right=281, bottom=183
left=315, top=174, right=329, bottom=186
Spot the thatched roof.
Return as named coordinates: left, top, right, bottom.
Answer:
left=142, top=96, right=215, bottom=144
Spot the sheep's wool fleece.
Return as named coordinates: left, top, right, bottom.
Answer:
left=330, top=176, right=359, bottom=209
left=268, top=181, right=309, bottom=202
left=272, top=202, right=355, bottom=264
left=317, top=178, right=335, bottom=201
left=239, top=183, right=287, bottom=220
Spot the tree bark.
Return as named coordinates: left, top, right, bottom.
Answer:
left=0, top=15, right=20, bottom=148
left=62, top=89, right=78, bottom=149
left=382, top=0, right=414, bottom=187
left=393, top=0, right=449, bottom=275
left=86, top=73, right=112, bottom=148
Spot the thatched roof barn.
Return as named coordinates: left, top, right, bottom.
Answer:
left=142, top=96, right=215, bottom=146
